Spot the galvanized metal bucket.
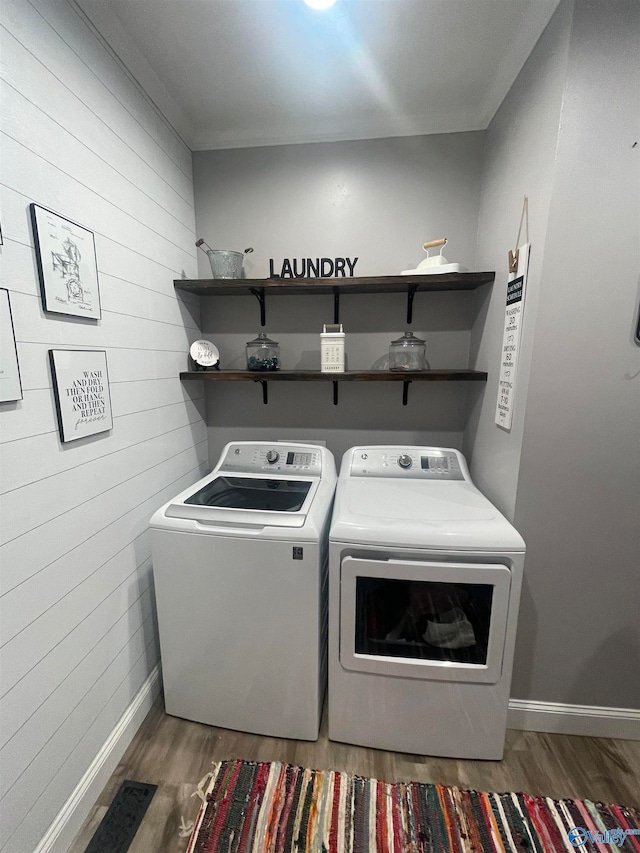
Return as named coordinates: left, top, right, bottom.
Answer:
left=206, top=249, right=240, bottom=278
left=206, top=247, right=253, bottom=279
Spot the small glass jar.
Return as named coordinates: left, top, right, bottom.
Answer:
left=246, top=333, right=280, bottom=371
left=389, top=332, right=426, bottom=371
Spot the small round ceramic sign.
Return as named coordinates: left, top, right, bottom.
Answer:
left=190, top=339, right=219, bottom=369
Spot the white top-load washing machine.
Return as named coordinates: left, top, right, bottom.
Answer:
left=150, top=441, right=336, bottom=740
left=329, top=446, right=525, bottom=760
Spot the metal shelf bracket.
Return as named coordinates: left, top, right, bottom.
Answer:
left=249, top=287, right=266, bottom=326
left=406, top=285, right=417, bottom=324
left=402, top=380, right=411, bottom=406
left=254, top=379, right=268, bottom=404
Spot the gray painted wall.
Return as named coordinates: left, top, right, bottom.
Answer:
left=193, top=135, right=485, bottom=465
left=466, top=0, right=639, bottom=710
left=511, top=0, right=640, bottom=709
left=464, top=0, right=574, bottom=519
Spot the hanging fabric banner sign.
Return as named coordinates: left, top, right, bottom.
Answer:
left=495, top=243, right=530, bottom=430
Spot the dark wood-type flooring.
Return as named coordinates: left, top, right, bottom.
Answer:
left=70, top=696, right=640, bottom=852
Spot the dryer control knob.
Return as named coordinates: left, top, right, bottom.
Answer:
left=398, top=454, right=413, bottom=469
left=266, top=450, right=280, bottom=464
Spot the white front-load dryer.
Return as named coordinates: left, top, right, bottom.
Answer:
left=328, top=446, right=525, bottom=760
left=150, top=442, right=336, bottom=740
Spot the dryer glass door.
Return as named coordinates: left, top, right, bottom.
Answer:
left=340, top=557, right=511, bottom=684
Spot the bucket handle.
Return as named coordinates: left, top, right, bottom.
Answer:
left=196, top=240, right=254, bottom=256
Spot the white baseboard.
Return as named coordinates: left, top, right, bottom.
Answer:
left=508, top=699, right=640, bottom=740
left=34, top=664, right=162, bottom=853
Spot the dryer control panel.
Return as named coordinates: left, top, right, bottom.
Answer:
left=218, top=443, right=322, bottom=475
left=349, top=447, right=466, bottom=480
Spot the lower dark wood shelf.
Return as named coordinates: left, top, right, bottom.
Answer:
left=180, top=368, right=486, bottom=405
left=180, top=369, right=487, bottom=382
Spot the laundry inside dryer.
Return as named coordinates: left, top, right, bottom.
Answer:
left=355, top=577, right=492, bottom=665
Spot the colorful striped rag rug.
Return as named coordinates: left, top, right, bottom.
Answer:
left=186, top=759, right=640, bottom=853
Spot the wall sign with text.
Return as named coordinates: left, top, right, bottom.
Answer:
left=0, top=289, right=23, bottom=402
left=49, top=349, right=113, bottom=443
left=495, top=243, right=530, bottom=431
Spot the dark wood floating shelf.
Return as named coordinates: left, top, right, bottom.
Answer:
left=175, top=273, right=494, bottom=325
left=180, top=369, right=487, bottom=405
left=180, top=369, right=487, bottom=382
left=175, top=272, right=494, bottom=297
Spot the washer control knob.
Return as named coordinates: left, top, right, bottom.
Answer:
left=398, top=454, right=413, bottom=469
left=265, top=450, right=280, bottom=464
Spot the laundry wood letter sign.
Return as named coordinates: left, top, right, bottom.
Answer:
left=269, top=257, right=358, bottom=279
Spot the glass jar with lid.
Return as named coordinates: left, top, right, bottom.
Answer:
left=246, top=333, right=280, bottom=371
left=389, top=332, right=426, bottom=371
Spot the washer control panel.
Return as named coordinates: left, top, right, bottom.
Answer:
left=349, top=447, right=465, bottom=480
left=219, top=443, right=322, bottom=474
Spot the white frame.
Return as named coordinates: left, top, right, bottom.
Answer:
left=0, top=289, right=23, bottom=402
left=49, top=349, right=113, bottom=443
left=340, top=556, right=512, bottom=684
left=30, top=203, right=101, bottom=319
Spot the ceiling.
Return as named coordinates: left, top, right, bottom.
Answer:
left=75, top=0, right=561, bottom=151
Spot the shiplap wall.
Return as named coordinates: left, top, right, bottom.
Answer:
left=0, top=1, right=206, bottom=849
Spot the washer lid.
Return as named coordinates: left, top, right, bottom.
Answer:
left=150, top=442, right=337, bottom=536
left=184, top=475, right=312, bottom=512
left=162, top=474, right=318, bottom=528
left=330, top=479, right=525, bottom=551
